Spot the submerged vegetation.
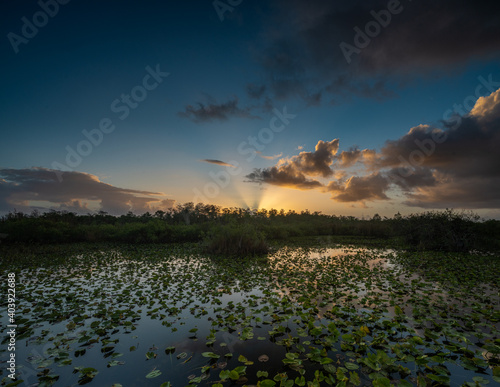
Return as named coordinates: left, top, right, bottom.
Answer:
left=0, top=242, right=499, bottom=386
left=1, top=204, right=499, bottom=253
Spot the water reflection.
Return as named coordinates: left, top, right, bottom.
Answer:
left=3, top=244, right=498, bottom=386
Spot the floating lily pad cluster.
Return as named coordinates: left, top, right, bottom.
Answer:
left=0, top=242, right=498, bottom=386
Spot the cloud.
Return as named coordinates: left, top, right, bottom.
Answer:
left=246, top=140, right=340, bottom=189
left=246, top=83, right=267, bottom=99
left=248, top=0, right=500, bottom=104
left=178, top=96, right=258, bottom=123
left=257, top=152, right=283, bottom=160
left=335, top=147, right=377, bottom=168
left=0, top=168, right=175, bottom=215
left=375, top=114, right=500, bottom=181
left=327, top=173, right=390, bottom=203
left=402, top=176, right=500, bottom=209
left=362, top=87, right=500, bottom=207
left=200, top=159, right=236, bottom=168
left=470, top=87, right=500, bottom=120
left=179, top=1, right=500, bottom=120
left=246, top=87, right=500, bottom=209
left=245, top=165, right=323, bottom=190
left=288, top=139, right=340, bottom=177
left=386, top=167, right=437, bottom=192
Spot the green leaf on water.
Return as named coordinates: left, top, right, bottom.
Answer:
left=349, top=371, right=361, bottom=386
left=345, top=362, right=359, bottom=370
left=229, top=370, right=239, bottom=380
left=427, top=374, right=450, bottom=383
left=260, top=380, right=276, bottom=387
left=295, top=376, right=306, bottom=386
left=238, top=354, right=248, bottom=363
left=145, top=370, right=162, bottom=379
left=201, top=351, right=220, bottom=359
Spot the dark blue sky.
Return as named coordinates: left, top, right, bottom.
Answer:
left=1, top=0, right=500, bottom=217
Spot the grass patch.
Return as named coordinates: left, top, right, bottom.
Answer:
left=203, top=222, right=269, bottom=257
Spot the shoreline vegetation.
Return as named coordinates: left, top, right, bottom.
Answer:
left=0, top=204, right=499, bottom=255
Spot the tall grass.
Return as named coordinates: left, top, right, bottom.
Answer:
left=202, top=222, right=269, bottom=257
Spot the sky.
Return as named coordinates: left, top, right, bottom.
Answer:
left=1, top=0, right=500, bottom=218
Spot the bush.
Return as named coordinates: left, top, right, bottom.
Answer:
left=203, top=222, right=269, bottom=257
left=401, top=210, right=478, bottom=252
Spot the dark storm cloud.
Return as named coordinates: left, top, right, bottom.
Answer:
left=374, top=93, right=500, bottom=180
left=178, top=96, right=258, bottom=122
left=361, top=87, right=500, bottom=207
left=180, top=1, right=500, bottom=119
left=252, top=0, right=500, bottom=103
left=386, top=167, right=437, bottom=192
left=402, top=177, right=500, bottom=209
left=0, top=168, right=175, bottom=215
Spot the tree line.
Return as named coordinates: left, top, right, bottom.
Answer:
left=1, top=204, right=499, bottom=252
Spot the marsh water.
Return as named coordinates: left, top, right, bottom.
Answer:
left=1, top=244, right=499, bottom=386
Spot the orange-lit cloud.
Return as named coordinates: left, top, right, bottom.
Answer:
left=246, top=164, right=323, bottom=190
left=247, top=88, right=500, bottom=209
left=0, top=168, right=175, bottom=215
left=470, top=88, right=500, bottom=121
left=326, top=173, right=389, bottom=202
left=200, top=159, right=237, bottom=168
left=246, top=139, right=340, bottom=189
left=257, top=152, right=283, bottom=160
